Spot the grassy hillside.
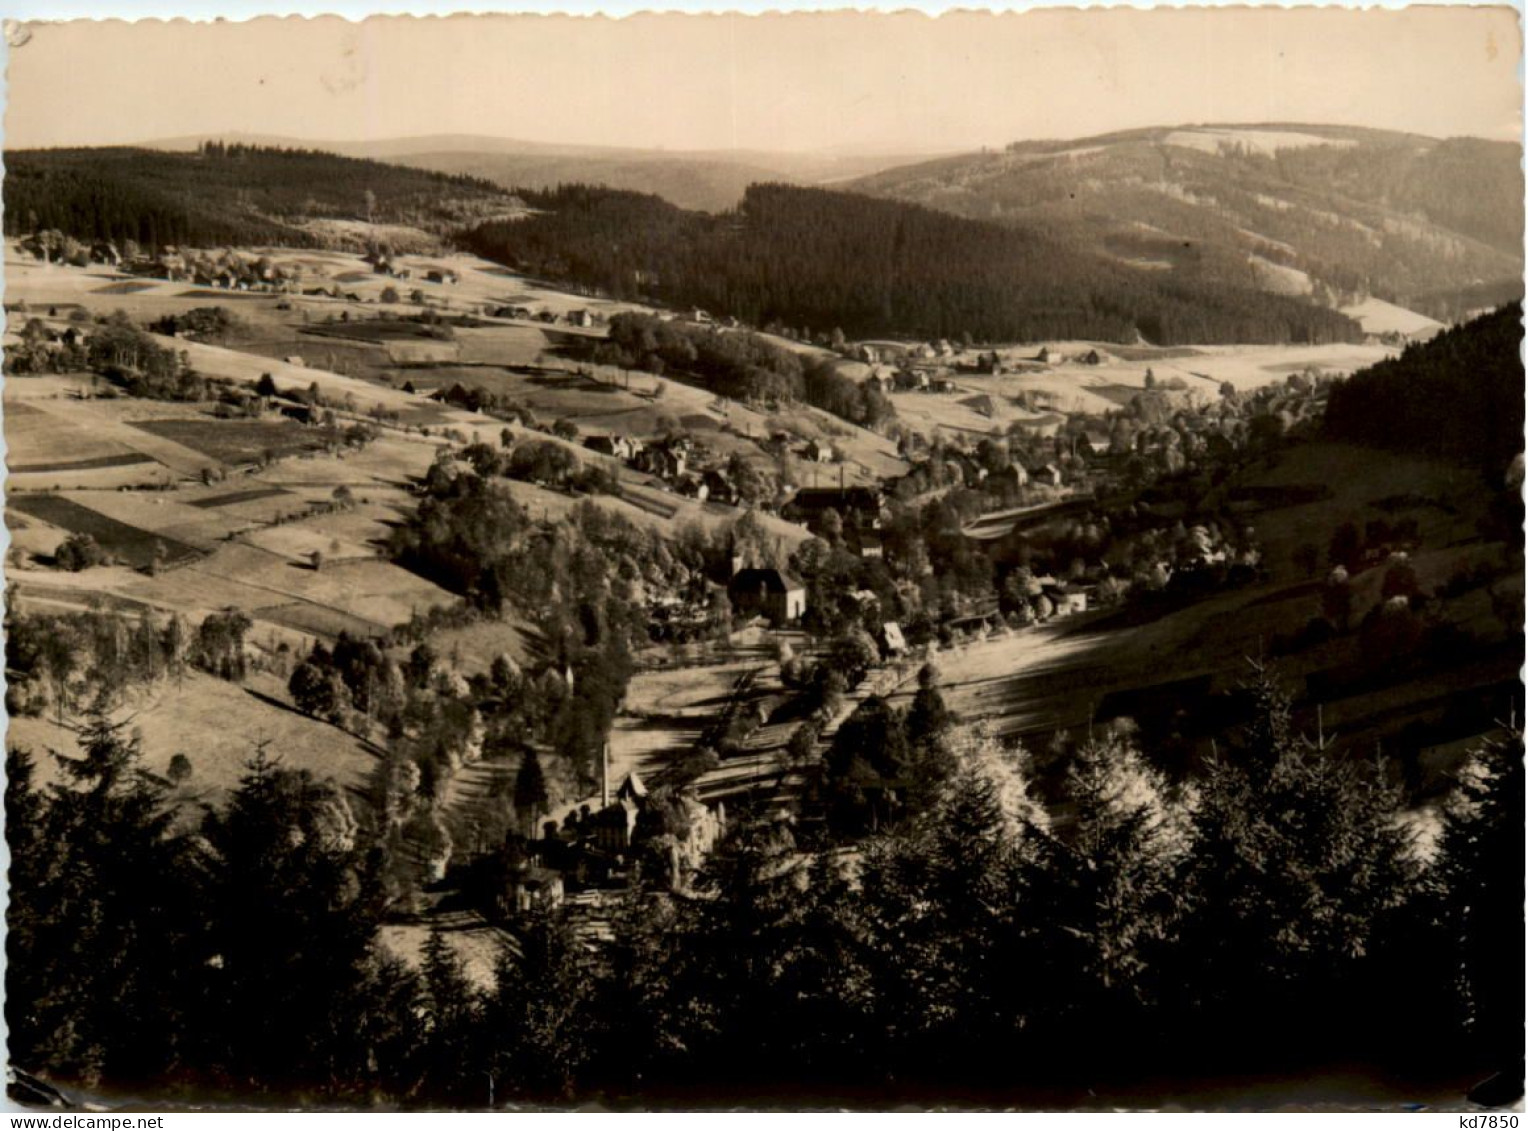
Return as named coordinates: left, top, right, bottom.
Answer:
left=463, top=182, right=1362, bottom=346
left=3, top=144, right=519, bottom=251
left=852, top=124, right=1524, bottom=322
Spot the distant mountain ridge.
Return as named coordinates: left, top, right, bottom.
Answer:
left=850, top=123, right=1524, bottom=323
left=141, top=132, right=941, bottom=213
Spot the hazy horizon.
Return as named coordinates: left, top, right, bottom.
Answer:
left=5, top=8, right=1522, bottom=154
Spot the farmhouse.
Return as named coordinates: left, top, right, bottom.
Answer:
left=674, top=474, right=709, bottom=501
left=728, top=568, right=806, bottom=625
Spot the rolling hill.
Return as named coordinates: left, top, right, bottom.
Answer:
left=462, top=182, right=1363, bottom=346
left=851, top=124, right=1524, bottom=323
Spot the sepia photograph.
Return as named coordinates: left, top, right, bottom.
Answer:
left=1, top=5, right=1524, bottom=1113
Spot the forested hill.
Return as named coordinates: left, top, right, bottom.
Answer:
left=2, top=144, right=520, bottom=250
left=1324, top=303, right=1524, bottom=470
left=461, top=183, right=1362, bottom=347
left=852, top=125, right=1524, bottom=323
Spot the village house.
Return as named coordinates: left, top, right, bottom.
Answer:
left=585, top=433, right=641, bottom=461
left=674, top=473, right=709, bottom=501
left=855, top=530, right=885, bottom=560
left=502, top=863, right=565, bottom=916
left=851, top=589, right=880, bottom=611
left=567, top=310, right=596, bottom=328
left=587, top=771, right=649, bottom=855
left=877, top=622, right=908, bottom=658
left=274, top=398, right=316, bottom=425
left=728, top=567, right=807, bottom=626
left=784, top=485, right=885, bottom=529
left=1080, top=429, right=1112, bottom=456
left=1032, top=463, right=1064, bottom=488
left=635, top=445, right=687, bottom=480
left=801, top=439, right=835, bottom=463
left=989, top=463, right=1029, bottom=492
left=703, top=468, right=738, bottom=505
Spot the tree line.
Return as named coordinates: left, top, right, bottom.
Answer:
left=461, top=183, right=1364, bottom=347
left=599, top=313, right=896, bottom=429
left=5, top=603, right=250, bottom=723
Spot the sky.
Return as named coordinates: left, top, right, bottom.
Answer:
left=4, top=6, right=1523, bottom=154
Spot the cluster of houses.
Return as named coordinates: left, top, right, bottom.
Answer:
left=121, top=248, right=305, bottom=293
left=363, top=250, right=460, bottom=286
left=498, top=761, right=729, bottom=915
left=894, top=450, right=1065, bottom=496
left=853, top=338, right=964, bottom=365
left=781, top=484, right=887, bottom=559
left=584, top=430, right=754, bottom=506
left=863, top=368, right=962, bottom=396
left=484, top=305, right=600, bottom=328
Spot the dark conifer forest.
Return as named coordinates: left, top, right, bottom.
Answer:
left=2, top=144, right=514, bottom=250
left=6, top=682, right=1522, bottom=1107
left=1325, top=303, right=1526, bottom=469
left=461, top=184, right=1364, bottom=346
